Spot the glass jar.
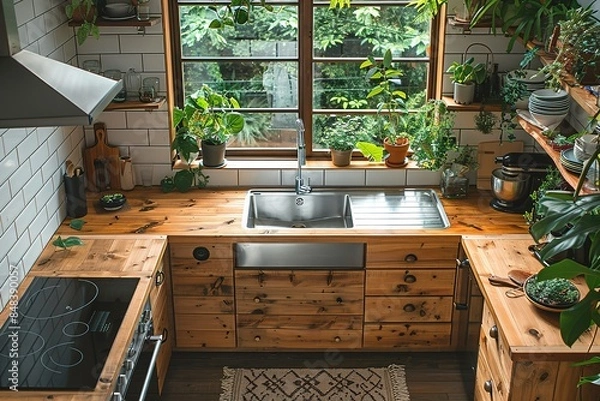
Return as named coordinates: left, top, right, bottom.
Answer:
left=125, top=68, right=141, bottom=99
left=104, top=69, right=126, bottom=102
left=137, top=0, right=150, bottom=21
left=441, top=164, right=469, bottom=198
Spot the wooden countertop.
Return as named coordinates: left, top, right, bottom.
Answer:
left=461, top=234, right=600, bottom=360
left=56, top=187, right=529, bottom=237
left=0, top=235, right=168, bottom=401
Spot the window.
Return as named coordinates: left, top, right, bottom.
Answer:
left=171, top=1, right=439, bottom=156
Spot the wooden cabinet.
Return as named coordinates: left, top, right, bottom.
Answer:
left=148, top=250, right=174, bottom=394
left=363, top=236, right=460, bottom=350
left=169, top=238, right=235, bottom=348
left=235, top=269, right=364, bottom=349
left=463, top=236, right=600, bottom=401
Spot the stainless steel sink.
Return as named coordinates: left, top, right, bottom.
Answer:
left=242, top=188, right=450, bottom=229
left=243, top=190, right=353, bottom=228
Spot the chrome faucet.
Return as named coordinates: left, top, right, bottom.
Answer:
left=295, top=118, right=312, bottom=194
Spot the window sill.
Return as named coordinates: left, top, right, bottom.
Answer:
left=174, top=158, right=424, bottom=170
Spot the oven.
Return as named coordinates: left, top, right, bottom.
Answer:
left=113, top=299, right=165, bottom=401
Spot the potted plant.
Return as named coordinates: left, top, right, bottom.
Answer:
left=99, top=192, right=126, bottom=211
left=361, top=49, right=412, bottom=168
left=65, top=0, right=100, bottom=46
left=439, top=145, right=478, bottom=198
left=318, top=116, right=367, bottom=167
left=523, top=275, right=580, bottom=309
left=411, top=100, right=457, bottom=171
left=474, top=109, right=498, bottom=135
left=529, top=146, right=600, bottom=386
left=172, top=84, right=245, bottom=168
left=446, top=57, right=487, bottom=105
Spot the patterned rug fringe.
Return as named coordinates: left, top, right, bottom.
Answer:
left=387, top=364, right=410, bottom=401
left=219, top=367, right=235, bottom=401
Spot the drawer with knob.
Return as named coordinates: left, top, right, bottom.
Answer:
left=366, top=237, right=459, bottom=269
left=365, top=269, right=455, bottom=296
left=238, top=327, right=363, bottom=349
left=364, top=296, right=453, bottom=322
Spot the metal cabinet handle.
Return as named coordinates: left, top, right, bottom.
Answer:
left=334, top=336, right=341, bottom=342
left=489, top=325, right=498, bottom=339
left=404, top=274, right=416, bottom=283
left=483, top=379, right=493, bottom=393
left=404, top=253, right=418, bottom=263
left=155, top=270, right=164, bottom=287
left=336, top=297, right=343, bottom=304
left=192, top=246, right=210, bottom=261
left=254, top=296, right=261, bottom=303
left=254, top=335, right=261, bottom=342
left=403, top=304, right=416, bottom=312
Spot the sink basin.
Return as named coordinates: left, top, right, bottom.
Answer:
left=242, top=188, right=450, bottom=229
left=243, top=190, right=353, bottom=228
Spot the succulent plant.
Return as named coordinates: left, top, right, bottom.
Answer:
left=525, top=275, right=579, bottom=307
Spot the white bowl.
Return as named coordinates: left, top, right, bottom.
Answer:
left=103, top=3, right=134, bottom=18
left=530, top=111, right=567, bottom=128
left=528, top=105, right=570, bottom=115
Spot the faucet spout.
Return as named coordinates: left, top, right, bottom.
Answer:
left=295, top=118, right=311, bottom=194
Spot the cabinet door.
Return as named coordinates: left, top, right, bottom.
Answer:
left=170, top=240, right=235, bottom=348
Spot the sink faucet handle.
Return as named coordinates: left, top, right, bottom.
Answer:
left=296, top=118, right=305, bottom=131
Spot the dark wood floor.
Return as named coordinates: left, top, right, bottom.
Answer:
left=152, top=351, right=476, bottom=401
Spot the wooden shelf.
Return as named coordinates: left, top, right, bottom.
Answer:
left=442, top=96, right=502, bottom=111
left=517, top=116, right=597, bottom=193
left=105, top=97, right=166, bottom=111
left=69, top=16, right=160, bottom=27
left=447, top=16, right=495, bottom=32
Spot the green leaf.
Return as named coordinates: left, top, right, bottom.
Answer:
left=173, top=169, right=194, bottom=192
left=383, top=49, right=393, bottom=68
left=366, top=86, right=383, bottom=98
left=69, top=219, right=86, bottom=231
left=559, top=289, right=599, bottom=346
left=223, top=112, right=245, bottom=134
left=356, top=142, right=384, bottom=163
left=52, top=236, right=84, bottom=250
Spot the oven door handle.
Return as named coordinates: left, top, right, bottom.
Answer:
left=138, top=334, right=163, bottom=401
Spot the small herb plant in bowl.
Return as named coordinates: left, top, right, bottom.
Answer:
left=524, top=275, right=580, bottom=311
left=99, top=193, right=126, bottom=211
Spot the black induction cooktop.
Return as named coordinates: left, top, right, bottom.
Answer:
left=0, top=277, right=139, bottom=390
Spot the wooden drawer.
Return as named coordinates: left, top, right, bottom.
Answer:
left=173, top=295, right=234, bottom=314
left=480, top=303, right=512, bottom=384
left=238, top=328, right=363, bottom=349
left=365, top=269, right=455, bottom=296
left=175, top=314, right=236, bottom=348
left=363, top=322, right=452, bottom=349
left=170, top=241, right=233, bottom=261
left=171, top=263, right=234, bottom=297
left=364, top=296, right=453, bottom=323
left=238, top=315, right=362, bottom=330
left=366, top=237, right=459, bottom=269
left=235, top=270, right=364, bottom=315
left=474, top=346, right=506, bottom=401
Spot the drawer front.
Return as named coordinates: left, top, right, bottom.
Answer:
left=474, top=347, right=506, bottom=401
left=365, top=269, right=455, bottom=296
left=238, top=315, right=362, bottom=330
left=366, top=237, right=459, bottom=269
left=364, top=296, right=453, bottom=323
left=176, top=329, right=236, bottom=348
left=172, top=265, right=234, bottom=297
left=170, top=241, right=233, bottom=260
left=363, top=322, right=451, bottom=349
left=235, top=270, right=364, bottom=315
left=238, top=328, right=363, bottom=349
left=173, top=295, right=234, bottom=314
left=480, top=303, right=512, bottom=384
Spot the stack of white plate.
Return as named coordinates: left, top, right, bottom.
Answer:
left=528, top=89, right=570, bottom=129
left=505, top=69, right=547, bottom=109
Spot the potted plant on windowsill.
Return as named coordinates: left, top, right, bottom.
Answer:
left=318, top=116, right=368, bottom=167
left=361, top=49, right=412, bottom=168
left=446, top=57, right=487, bottom=105
left=172, top=84, right=245, bottom=169
left=65, top=0, right=100, bottom=46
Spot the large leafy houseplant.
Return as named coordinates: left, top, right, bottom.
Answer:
left=411, top=100, right=457, bottom=171
left=529, top=145, right=600, bottom=387
left=65, top=0, right=99, bottom=46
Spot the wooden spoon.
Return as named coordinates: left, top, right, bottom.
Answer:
left=508, top=269, right=531, bottom=287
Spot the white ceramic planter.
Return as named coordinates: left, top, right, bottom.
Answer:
left=453, top=83, right=475, bottom=105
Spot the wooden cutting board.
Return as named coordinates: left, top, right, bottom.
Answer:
left=83, top=122, right=121, bottom=192
left=477, top=140, right=524, bottom=190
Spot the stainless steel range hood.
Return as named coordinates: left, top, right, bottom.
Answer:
left=0, top=0, right=122, bottom=128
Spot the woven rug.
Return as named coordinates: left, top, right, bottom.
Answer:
left=219, top=364, right=409, bottom=401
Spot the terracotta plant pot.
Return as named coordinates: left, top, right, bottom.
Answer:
left=453, top=82, right=475, bottom=105
left=330, top=149, right=352, bottom=167
left=383, top=137, right=409, bottom=168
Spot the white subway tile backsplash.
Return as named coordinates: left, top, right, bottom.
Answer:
left=22, top=171, right=44, bottom=206
left=95, top=112, right=128, bottom=129
left=142, top=53, right=166, bottom=72
left=15, top=200, right=37, bottom=238
left=9, top=161, right=33, bottom=196
left=129, top=146, right=171, bottom=164
left=149, top=129, right=171, bottom=146
left=0, top=181, right=9, bottom=211
left=119, top=34, right=164, bottom=54
left=281, top=169, right=324, bottom=187
left=26, top=14, right=47, bottom=43
left=239, top=169, right=281, bottom=186
left=101, top=54, right=143, bottom=72
left=78, top=34, right=121, bottom=54
left=126, top=110, right=169, bottom=130
left=366, top=169, right=406, bottom=186
left=14, top=0, right=35, bottom=25
left=205, top=169, right=239, bottom=187
left=0, top=150, right=18, bottom=186
left=0, top=193, right=25, bottom=230
left=107, top=129, right=150, bottom=146
left=324, top=170, right=366, bottom=186
left=2, top=128, right=28, bottom=153
left=17, top=129, right=39, bottom=162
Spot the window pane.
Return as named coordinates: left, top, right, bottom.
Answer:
left=183, top=61, right=298, bottom=109
left=313, top=5, right=430, bottom=58
left=314, top=62, right=428, bottom=109
left=180, top=5, right=298, bottom=58
left=313, top=114, right=382, bottom=150
left=229, top=112, right=298, bottom=148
